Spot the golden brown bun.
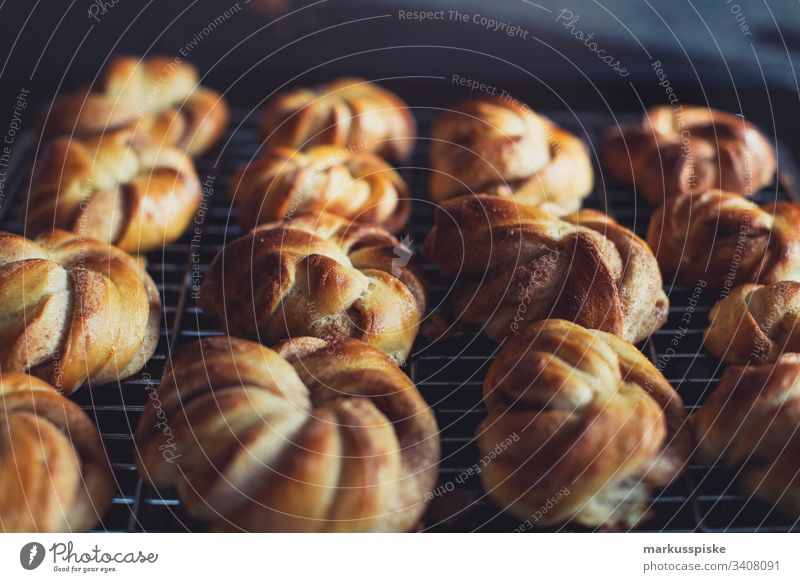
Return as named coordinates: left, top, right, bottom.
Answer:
left=0, top=372, right=113, bottom=532
left=26, top=129, right=201, bottom=253
left=135, top=335, right=440, bottom=532
left=422, top=194, right=668, bottom=343
left=478, top=319, right=689, bottom=529
left=705, top=281, right=800, bottom=364
left=0, top=230, right=160, bottom=394
left=198, top=212, right=426, bottom=363
left=647, top=189, right=800, bottom=287
left=429, top=98, right=593, bottom=215
left=258, top=77, right=415, bottom=161
left=693, top=354, right=800, bottom=517
left=230, top=145, right=410, bottom=232
left=603, top=106, right=775, bottom=205
left=38, top=55, right=229, bottom=156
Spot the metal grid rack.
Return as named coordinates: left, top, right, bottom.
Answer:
left=2, top=105, right=799, bottom=533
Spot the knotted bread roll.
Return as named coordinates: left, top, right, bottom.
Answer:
left=259, top=77, right=415, bottom=161
left=429, top=97, right=593, bottom=215
left=198, top=212, right=426, bottom=363
left=423, top=195, right=668, bottom=343
left=26, top=129, right=201, bottom=253
left=135, top=335, right=440, bottom=532
left=478, top=319, right=689, bottom=529
left=704, top=281, right=800, bottom=364
left=0, top=372, right=113, bottom=532
left=0, top=230, right=160, bottom=394
left=693, top=354, right=800, bottom=518
left=603, top=105, right=775, bottom=204
left=230, top=145, right=410, bottom=232
left=38, top=55, right=229, bottom=156
left=647, top=189, right=800, bottom=287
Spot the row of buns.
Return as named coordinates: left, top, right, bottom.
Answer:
left=24, top=57, right=783, bottom=250
left=2, top=56, right=799, bottom=531
left=6, top=315, right=797, bottom=531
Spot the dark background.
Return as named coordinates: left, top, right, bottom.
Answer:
left=1, top=1, right=799, bottom=109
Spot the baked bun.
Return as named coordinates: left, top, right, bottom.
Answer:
left=647, top=189, right=800, bottom=287
left=704, top=281, right=800, bottom=364
left=429, top=98, right=593, bottom=215
left=38, top=55, right=229, bottom=156
left=26, top=130, right=201, bottom=253
left=230, top=145, right=410, bottom=232
left=0, top=230, right=160, bottom=394
left=0, top=372, right=113, bottom=532
left=258, top=77, right=415, bottom=161
left=478, top=319, right=688, bottom=529
left=422, top=194, right=668, bottom=343
left=693, top=354, right=800, bottom=517
left=603, top=105, right=775, bottom=204
left=198, top=213, right=426, bottom=363
left=135, top=335, right=439, bottom=532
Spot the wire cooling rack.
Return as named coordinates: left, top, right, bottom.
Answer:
left=2, top=105, right=799, bottom=533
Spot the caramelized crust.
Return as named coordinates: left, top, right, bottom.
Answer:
left=135, top=335, right=440, bottom=532
left=603, top=106, right=775, bottom=204
left=26, top=129, right=201, bottom=253
left=198, top=212, right=426, bottom=363
left=0, top=372, right=113, bottom=532
left=705, top=281, right=800, bottom=364
left=0, top=230, right=160, bottom=394
left=230, top=145, right=410, bottom=232
left=429, top=97, right=593, bottom=215
left=38, top=55, right=229, bottom=156
left=423, top=194, right=668, bottom=343
left=258, top=77, right=415, bottom=161
left=693, top=354, right=800, bottom=517
left=478, top=319, right=689, bottom=529
left=647, top=189, right=800, bottom=287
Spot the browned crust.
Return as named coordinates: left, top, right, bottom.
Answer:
left=258, top=77, right=416, bottom=161
left=647, top=189, right=800, bottom=287
left=26, top=129, right=202, bottom=253
left=423, top=194, right=668, bottom=343
left=38, top=55, right=229, bottom=156
left=0, top=372, right=113, bottom=531
left=229, top=145, right=411, bottom=232
left=0, top=229, right=161, bottom=394
left=603, top=105, right=776, bottom=204
left=198, top=212, right=427, bottom=363
left=134, top=335, right=440, bottom=532
left=693, top=354, right=800, bottom=517
left=478, top=319, right=688, bottom=529
left=429, top=97, right=593, bottom=215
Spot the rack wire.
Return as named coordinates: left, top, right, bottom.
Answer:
left=3, top=105, right=799, bottom=533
